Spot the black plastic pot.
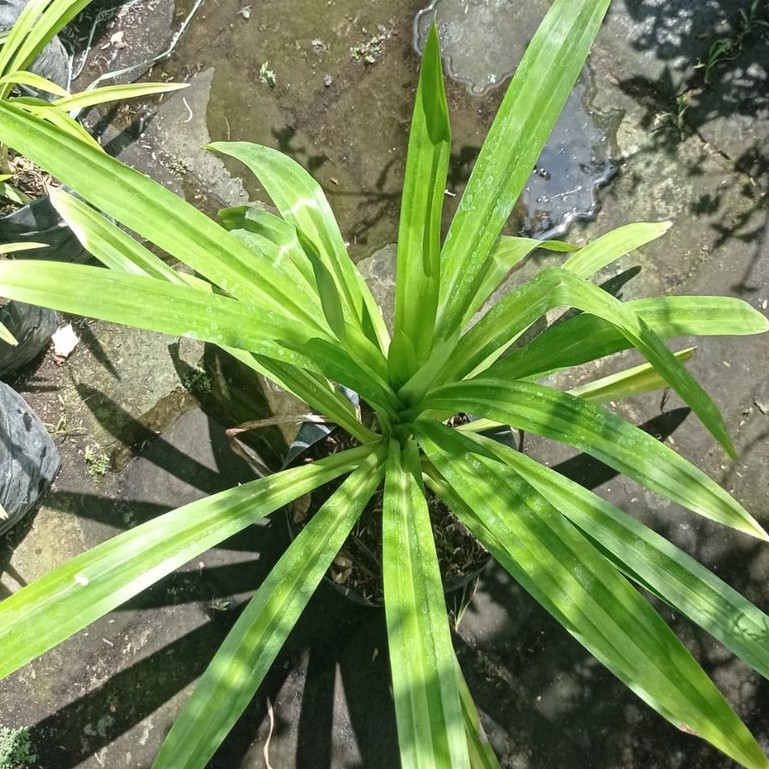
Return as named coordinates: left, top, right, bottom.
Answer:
left=0, top=193, right=93, bottom=376
left=284, top=410, right=511, bottom=608
left=0, top=299, right=59, bottom=378
left=0, top=193, right=88, bottom=263
left=0, top=381, right=60, bottom=536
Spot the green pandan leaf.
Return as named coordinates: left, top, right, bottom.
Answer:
left=0, top=444, right=380, bottom=678
left=153, top=449, right=386, bottom=769
left=419, top=422, right=769, bottom=769
left=435, top=0, right=612, bottom=339
left=383, top=439, right=469, bottom=769
left=208, top=141, right=390, bottom=352
left=392, top=24, right=451, bottom=370
left=418, top=377, right=766, bottom=540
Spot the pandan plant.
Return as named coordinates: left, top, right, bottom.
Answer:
left=0, top=0, right=184, bottom=349
left=0, top=0, right=184, bottom=205
left=1, top=0, right=769, bottom=766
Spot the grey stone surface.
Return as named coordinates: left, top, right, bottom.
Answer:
left=141, top=68, right=249, bottom=208
left=357, top=243, right=396, bottom=332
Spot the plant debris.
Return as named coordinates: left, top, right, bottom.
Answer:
left=350, top=28, right=390, bottom=64
left=0, top=153, right=57, bottom=215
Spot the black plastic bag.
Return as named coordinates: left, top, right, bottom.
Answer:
left=0, top=300, right=59, bottom=377
left=0, top=194, right=88, bottom=262
left=0, top=0, right=70, bottom=94
left=0, top=381, right=60, bottom=535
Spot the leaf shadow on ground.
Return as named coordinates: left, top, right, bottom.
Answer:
left=17, top=377, right=752, bottom=769
left=463, top=400, right=769, bottom=767
left=613, top=0, right=769, bottom=298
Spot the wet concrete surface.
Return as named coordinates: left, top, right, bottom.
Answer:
left=2, top=0, right=769, bottom=766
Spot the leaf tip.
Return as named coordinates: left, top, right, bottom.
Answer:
left=753, top=522, right=769, bottom=543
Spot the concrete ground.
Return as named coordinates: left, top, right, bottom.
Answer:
left=1, top=0, right=768, bottom=766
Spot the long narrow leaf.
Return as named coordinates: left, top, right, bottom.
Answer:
left=454, top=659, right=501, bottom=769
left=227, top=227, right=324, bottom=315
left=0, top=0, right=47, bottom=77
left=0, top=259, right=399, bottom=412
left=493, top=295, right=769, bottom=381
left=383, top=440, right=469, bottom=769
left=0, top=101, right=324, bottom=330
left=435, top=0, right=611, bottom=339
left=414, top=377, right=767, bottom=540
left=0, top=70, right=68, bottom=96
left=0, top=258, right=327, bottom=362
left=51, top=188, right=184, bottom=282
left=462, top=237, right=577, bottom=327
left=469, top=433, right=769, bottom=681
left=217, top=349, right=379, bottom=445
left=392, top=24, right=451, bottom=373
left=562, top=221, right=671, bottom=279
left=419, top=423, right=769, bottom=769
left=418, top=268, right=739, bottom=457
left=49, top=190, right=378, bottom=443
left=0, top=0, right=90, bottom=86
left=0, top=179, right=32, bottom=205
left=0, top=443, right=379, bottom=677
left=153, top=449, right=386, bottom=769
left=567, top=347, right=695, bottom=405
left=52, top=82, right=186, bottom=111
left=218, top=205, right=317, bottom=289
left=0, top=241, right=47, bottom=254
left=12, top=96, right=99, bottom=148
left=208, top=141, right=390, bottom=352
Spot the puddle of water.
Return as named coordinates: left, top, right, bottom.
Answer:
left=414, top=0, right=619, bottom=239
left=413, top=0, right=534, bottom=96
left=520, top=76, right=618, bottom=239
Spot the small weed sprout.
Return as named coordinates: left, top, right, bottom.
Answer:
left=696, top=0, right=769, bottom=83
left=84, top=445, right=110, bottom=476
left=259, top=62, right=276, bottom=88
left=0, top=726, right=37, bottom=769
left=654, top=92, right=690, bottom=139
left=180, top=366, right=212, bottom=395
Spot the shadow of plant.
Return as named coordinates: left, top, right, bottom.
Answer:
left=613, top=0, right=769, bottom=288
